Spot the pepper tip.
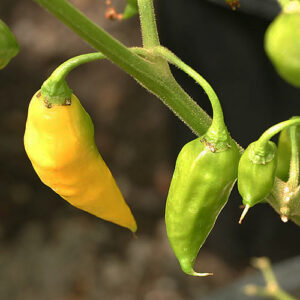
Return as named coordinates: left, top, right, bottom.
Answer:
left=239, top=204, right=250, bottom=224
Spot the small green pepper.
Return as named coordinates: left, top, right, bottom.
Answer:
left=238, top=141, right=277, bottom=221
left=264, top=1, right=300, bottom=87
left=0, top=19, right=19, bottom=69
left=158, top=47, right=240, bottom=276
left=238, top=118, right=300, bottom=223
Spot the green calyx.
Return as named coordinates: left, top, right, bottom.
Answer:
left=254, top=117, right=300, bottom=164
left=204, top=124, right=231, bottom=152
left=249, top=141, right=277, bottom=165
left=0, top=19, right=20, bottom=69
left=41, top=78, right=72, bottom=106
left=39, top=52, right=106, bottom=106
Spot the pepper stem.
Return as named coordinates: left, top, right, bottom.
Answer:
left=287, top=125, right=299, bottom=189
left=138, top=0, right=160, bottom=49
left=254, top=117, right=300, bottom=156
left=153, top=46, right=230, bottom=149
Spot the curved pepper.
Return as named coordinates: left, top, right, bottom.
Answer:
left=24, top=53, right=137, bottom=232
left=24, top=91, right=137, bottom=232
left=158, top=47, right=240, bottom=276
left=166, top=136, right=239, bottom=276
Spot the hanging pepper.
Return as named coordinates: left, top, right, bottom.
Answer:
left=264, top=1, right=300, bottom=87
left=238, top=118, right=300, bottom=223
left=155, top=47, right=240, bottom=276
left=0, top=19, right=19, bottom=69
left=166, top=134, right=239, bottom=276
left=24, top=53, right=137, bottom=232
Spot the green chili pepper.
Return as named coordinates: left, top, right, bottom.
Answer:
left=0, top=19, right=19, bottom=69
left=166, top=135, right=239, bottom=276
left=276, top=122, right=300, bottom=182
left=264, top=1, right=300, bottom=87
left=238, top=118, right=300, bottom=223
left=238, top=141, right=277, bottom=222
left=156, top=47, right=240, bottom=276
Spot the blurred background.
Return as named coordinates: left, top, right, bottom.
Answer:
left=0, top=0, right=299, bottom=299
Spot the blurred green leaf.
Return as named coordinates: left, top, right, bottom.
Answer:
left=0, top=19, right=20, bottom=69
left=123, top=0, right=138, bottom=20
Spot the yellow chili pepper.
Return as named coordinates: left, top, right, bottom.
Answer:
left=24, top=53, right=137, bottom=232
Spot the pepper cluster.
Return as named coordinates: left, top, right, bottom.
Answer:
left=238, top=118, right=300, bottom=223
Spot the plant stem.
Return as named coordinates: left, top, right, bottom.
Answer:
left=287, top=126, right=299, bottom=189
left=255, top=118, right=300, bottom=154
left=244, top=257, right=297, bottom=300
left=138, top=0, right=160, bottom=49
left=153, top=46, right=230, bottom=147
left=33, top=0, right=211, bottom=136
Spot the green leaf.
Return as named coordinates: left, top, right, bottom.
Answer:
left=122, top=0, right=138, bottom=20
left=0, top=19, right=20, bottom=69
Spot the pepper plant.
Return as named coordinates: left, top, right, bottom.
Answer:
left=1, top=0, right=300, bottom=285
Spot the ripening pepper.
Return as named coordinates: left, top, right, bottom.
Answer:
left=24, top=90, right=137, bottom=232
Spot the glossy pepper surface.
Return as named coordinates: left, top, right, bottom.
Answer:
left=165, top=137, right=240, bottom=276
left=238, top=141, right=277, bottom=208
left=264, top=2, right=300, bottom=87
left=24, top=91, right=137, bottom=232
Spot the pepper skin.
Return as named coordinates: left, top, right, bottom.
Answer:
left=24, top=91, right=137, bottom=232
left=165, top=137, right=239, bottom=276
left=264, top=6, right=300, bottom=87
left=238, top=141, right=277, bottom=208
